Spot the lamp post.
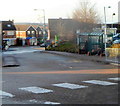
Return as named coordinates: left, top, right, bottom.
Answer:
left=112, top=13, right=115, bottom=28
left=34, top=9, right=46, bottom=41
left=104, top=6, right=111, bottom=60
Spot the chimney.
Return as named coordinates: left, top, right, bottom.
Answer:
left=12, top=19, right=14, bottom=23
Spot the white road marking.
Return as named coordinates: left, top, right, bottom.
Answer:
left=52, top=83, right=88, bottom=89
left=3, top=50, right=40, bottom=55
left=82, top=80, right=118, bottom=86
left=0, top=90, right=15, bottom=98
left=29, top=99, right=60, bottom=104
left=108, top=78, right=120, bottom=81
left=0, top=81, right=5, bottom=83
left=29, top=99, right=38, bottom=103
left=44, top=101, right=60, bottom=104
left=69, top=66, right=73, bottom=69
left=19, top=86, right=53, bottom=94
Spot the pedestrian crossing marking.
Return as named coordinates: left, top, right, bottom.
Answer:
left=52, top=83, right=88, bottom=89
left=82, top=80, right=118, bottom=85
left=19, top=86, right=53, bottom=94
left=108, top=78, right=120, bottom=81
left=0, top=90, right=14, bottom=98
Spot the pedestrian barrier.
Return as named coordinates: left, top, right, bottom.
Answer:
left=106, top=48, right=120, bottom=63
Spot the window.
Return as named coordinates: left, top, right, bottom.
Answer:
left=7, top=31, right=14, bottom=35
left=27, top=31, right=30, bottom=35
left=7, top=24, right=11, bottom=27
left=43, top=31, right=46, bottom=34
left=32, top=31, right=35, bottom=34
left=2, top=31, right=5, bottom=35
left=39, top=31, right=41, bottom=35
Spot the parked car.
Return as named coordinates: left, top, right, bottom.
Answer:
left=2, top=40, right=10, bottom=50
left=113, top=39, right=120, bottom=44
left=40, top=42, right=51, bottom=47
left=40, top=40, right=52, bottom=47
left=40, top=43, right=46, bottom=47
left=113, top=33, right=120, bottom=41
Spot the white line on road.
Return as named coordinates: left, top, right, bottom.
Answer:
left=19, top=86, right=53, bottom=94
left=0, top=81, right=5, bottom=83
left=52, top=83, right=88, bottom=89
left=29, top=99, right=38, bottom=103
left=108, top=78, right=120, bottom=81
left=82, top=80, right=118, bottom=86
left=44, top=101, right=60, bottom=104
left=3, top=50, right=40, bottom=55
left=29, top=99, right=60, bottom=104
left=0, top=90, right=15, bottom=98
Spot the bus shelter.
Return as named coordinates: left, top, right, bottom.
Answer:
left=77, top=32, right=89, bottom=54
left=78, top=32, right=104, bottom=54
left=88, top=32, right=104, bottom=52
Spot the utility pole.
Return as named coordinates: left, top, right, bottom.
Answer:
left=104, top=6, right=111, bottom=60
left=34, top=9, right=46, bottom=41
left=112, top=13, right=115, bottom=28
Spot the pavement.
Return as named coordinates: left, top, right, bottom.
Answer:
left=42, top=50, right=120, bottom=67
left=2, top=48, right=120, bottom=67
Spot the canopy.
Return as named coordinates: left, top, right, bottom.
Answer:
left=89, top=32, right=103, bottom=36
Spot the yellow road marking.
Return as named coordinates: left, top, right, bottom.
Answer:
left=3, top=69, right=119, bottom=75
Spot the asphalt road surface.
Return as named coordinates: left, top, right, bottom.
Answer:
left=1, top=47, right=119, bottom=105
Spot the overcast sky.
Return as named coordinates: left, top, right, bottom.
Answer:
left=0, top=0, right=119, bottom=23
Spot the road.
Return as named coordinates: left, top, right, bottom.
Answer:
left=1, top=46, right=119, bottom=105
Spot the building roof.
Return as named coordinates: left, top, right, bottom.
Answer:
left=2, top=21, right=16, bottom=30
left=36, top=27, right=42, bottom=31
left=90, top=32, right=103, bottom=36
left=15, top=24, right=46, bottom=31
left=15, top=24, right=30, bottom=31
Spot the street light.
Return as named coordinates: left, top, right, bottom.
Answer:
left=34, top=9, right=46, bottom=40
left=112, top=13, right=115, bottom=28
left=104, top=6, right=111, bottom=60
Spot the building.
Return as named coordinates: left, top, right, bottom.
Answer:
left=2, top=20, right=16, bottom=46
left=15, top=23, right=48, bottom=46
left=36, top=27, right=43, bottom=38
left=106, top=1, right=120, bottom=33
left=15, top=24, right=29, bottom=39
left=106, top=24, right=120, bottom=33
left=48, top=18, right=99, bottom=42
left=15, top=24, right=37, bottom=46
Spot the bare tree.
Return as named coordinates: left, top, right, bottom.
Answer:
left=72, top=1, right=101, bottom=24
